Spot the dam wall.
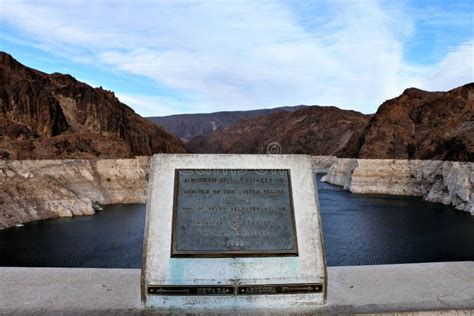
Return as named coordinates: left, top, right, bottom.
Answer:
left=322, top=158, right=474, bottom=215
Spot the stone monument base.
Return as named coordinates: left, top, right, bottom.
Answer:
left=142, top=154, right=327, bottom=310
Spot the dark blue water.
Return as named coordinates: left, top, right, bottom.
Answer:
left=317, top=175, right=474, bottom=265
left=0, top=176, right=473, bottom=267
left=0, top=204, right=145, bottom=268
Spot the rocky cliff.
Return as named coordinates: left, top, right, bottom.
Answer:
left=0, top=157, right=150, bottom=229
left=187, top=106, right=370, bottom=157
left=322, top=158, right=474, bottom=214
left=359, top=84, right=474, bottom=161
left=0, top=52, right=185, bottom=159
left=185, top=84, right=473, bottom=161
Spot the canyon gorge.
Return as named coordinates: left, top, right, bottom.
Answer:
left=0, top=52, right=472, bottom=229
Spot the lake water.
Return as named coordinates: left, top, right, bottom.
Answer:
left=1, top=176, right=473, bottom=267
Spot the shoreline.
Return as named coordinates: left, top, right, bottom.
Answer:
left=0, top=157, right=150, bottom=230
left=321, top=158, right=473, bottom=215
left=1, top=155, right=472, bottom=230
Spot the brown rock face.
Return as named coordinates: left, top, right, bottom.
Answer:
left=187, top=106, right=371, bottom=157
left=359, top=84, right=474, bottom=161
left=0, top=52, right=185, bottom=159
left=187, top=84, right=473, bottom=161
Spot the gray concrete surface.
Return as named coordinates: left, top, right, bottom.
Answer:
left=0, top=267, right=142, bottom=315
left=0, top=262, right=473, bottom=314
left=326, top=261, right=474, bottom=314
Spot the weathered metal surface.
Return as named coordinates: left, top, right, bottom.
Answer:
left=147, top=285, right=234, bottom=296
left=238, top=283, right=323, bottom=295
left=171, top=169, right=298, bottom=256
left=147, top=283, right=323, bottom=296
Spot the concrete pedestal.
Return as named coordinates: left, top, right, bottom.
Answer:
left=142, top=154, right=327, bottom=310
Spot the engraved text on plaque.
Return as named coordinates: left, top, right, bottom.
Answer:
left=171, top=169, right=298, bottom=256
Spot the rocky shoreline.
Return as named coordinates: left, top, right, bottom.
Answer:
left=0, top=157, right=149, bottom=229
left=1, top=155, right=472, bottom=230
left=321, top=158, right=473, bottom=215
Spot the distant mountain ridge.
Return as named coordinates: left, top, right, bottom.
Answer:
left=147, top=105, right=307, bottom=141
left=187, top=106, right=371, bottom=157
left=0, top=52, right=185, bottom=159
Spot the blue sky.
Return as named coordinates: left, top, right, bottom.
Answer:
left=0, top=0, right=473, bottom=116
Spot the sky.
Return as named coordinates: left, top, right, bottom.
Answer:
left=0, top=0, right=473, bottom=117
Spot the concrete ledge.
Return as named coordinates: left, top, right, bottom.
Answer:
left=0, top=267, right=142, bottom=315
left=1, top=262, right=473, bottom=314
left=326, top=261, right=474, bottom=314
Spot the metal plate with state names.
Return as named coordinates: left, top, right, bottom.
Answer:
left=171, top=169, right=298, bottom=257
left=147, top=283, right=323, bottom=296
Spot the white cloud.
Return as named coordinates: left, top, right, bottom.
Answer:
left=0, top=0, right=472, bottom=116
left=115, top=93, right=197, bottom=117
left=421, top=40, right=474, bottom=91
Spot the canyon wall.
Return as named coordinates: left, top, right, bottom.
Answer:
left=0, top=157, right=149, bottom=229
left=322, top=159, right=474, bottom=214
left=0, top=52, right=185, bottom=160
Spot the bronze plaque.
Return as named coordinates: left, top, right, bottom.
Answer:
left=171, top=169, right=298, bottom=257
